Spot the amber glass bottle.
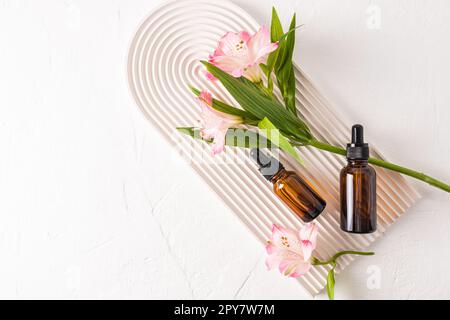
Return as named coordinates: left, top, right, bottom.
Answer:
left=340, top=125, right=377, bottom=234
left=250, top=149, right=326, bottom=223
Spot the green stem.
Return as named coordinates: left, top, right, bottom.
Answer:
left=312, top=251, right=375, bottom=266
left=308, top=139, right=450, bottom=193
left=312, top=251, right=373, bottom=301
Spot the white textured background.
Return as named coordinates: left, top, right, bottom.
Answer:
left=0, top=0, right=449, bottom=299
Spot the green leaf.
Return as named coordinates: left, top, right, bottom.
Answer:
left=326, top=266, right=336, bottom=300
left=202, top=61, right=312, bottom=143
left=269, top=7, right=285, bottom=74
left=177, top=127, right=274, bottom=149
left=326, top=261, right=337, bottom=301
left=263, top=8, right=300, bottom=114
left=189, top=86, right=259, bottom=121
left=275, top=13, right=297, bottom=116
left=271, top=7, right=285, bottom=43
left=276, top=14, right=296, bottom=70
left=258, top=118, right=304, bottom=165
left=263, top=7, right=284, bottom=94
left=277, top=24, right=303, bottom=42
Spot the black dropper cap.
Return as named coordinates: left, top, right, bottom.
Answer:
left=346, top=124, right=369, bottom=160
left=250, top=149, right=284, bottom=181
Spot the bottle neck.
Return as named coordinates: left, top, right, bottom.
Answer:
left=348, top=159, right=368, bottom=166
left=270, top=168, right=287, bottom=183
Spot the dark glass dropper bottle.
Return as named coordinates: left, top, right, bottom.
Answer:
left=250, top=149, right=326, bottom=223
left=340, top=125, right=377, bottom=234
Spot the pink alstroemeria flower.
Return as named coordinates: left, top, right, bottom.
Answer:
left=196, top=90, right=243, bottom=156
left=208, top=26, right=279, bottom=82
left=266, top=223, right=319, bottom=278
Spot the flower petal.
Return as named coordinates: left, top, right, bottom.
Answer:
left=210, top=127, right=227, bottom=156
left=247, top=26, right=279, bottom=64
left=289, top=261, right=311, bottom=278
left=198, top=90, right=212, bottom=105
left=299, top=223, right=318, bottom=250
left=266, top=242, right=275, bottom=255
left=298, top=223, right=318, bottom=260
left=195, top=90, right=243, bottom=156
left=265, top=252, right=282, bottom=270
left=278, top=254, right=311, bottom=278
left=209, top=54, right=246, bottom=77
left=209, top=31, right=254, bottom=78
left=300, top=240, right=313, bottom=261
left=203, top=70, right=218, bottom=82
left=266, top=224, right=315, bottom=278
left=270, top=224, right=303, bottom=255
left=216, top=31, right=251, bottom=57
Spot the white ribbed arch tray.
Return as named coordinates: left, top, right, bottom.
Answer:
left=127, top=0, right=420, bottom=296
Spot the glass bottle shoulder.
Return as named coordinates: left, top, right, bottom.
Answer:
left=340, top=161, right=376, bottom=176
left=272, top=169, right=298, bottom=184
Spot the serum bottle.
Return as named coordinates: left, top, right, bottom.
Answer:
left=340, top=125, right=377, bottom=234
left=251, top=149, right=326, bottom=223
